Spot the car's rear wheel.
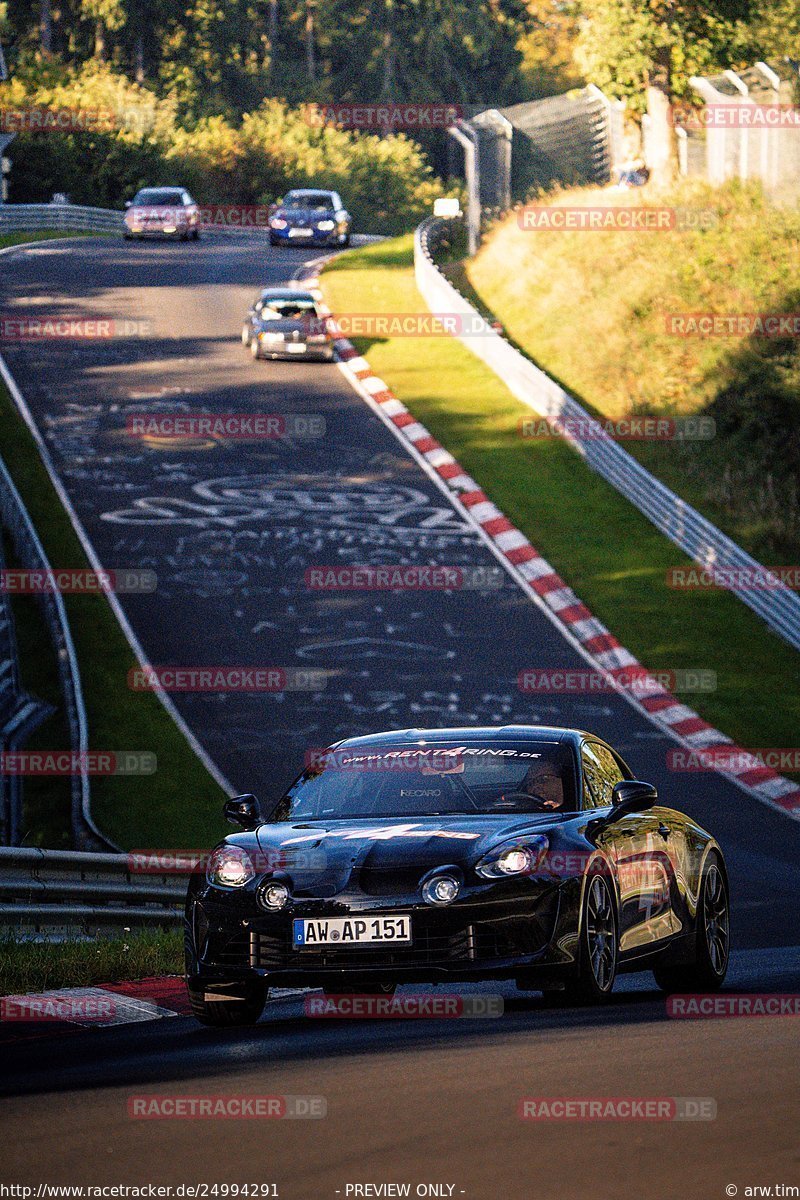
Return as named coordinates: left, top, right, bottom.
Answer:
left=546, top=871, right=618, bottom=1006
left=653, top=855, right=729, bottom=993
left=187, top=980, right=268, bottom=1027
left=269, top=235, right=279, bottom=247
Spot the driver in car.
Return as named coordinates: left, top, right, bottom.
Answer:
left=501, top=762, right=565, bottom=810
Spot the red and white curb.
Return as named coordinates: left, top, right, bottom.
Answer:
left=0, top=978, right=191, bottom=1041
left=301, top=267, right=800, bottom=821
left=0, top=979, right=308, bottom=1041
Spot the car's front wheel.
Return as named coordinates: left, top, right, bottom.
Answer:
left=187, top=980, right=268, bottom=1027
left=546, top=870, right=618, bottom=1006
left=653, top=855, right=729, bottom=993
left=241, top=324, right=251, bottom=346
left=250, top=337, right=262, bottom=360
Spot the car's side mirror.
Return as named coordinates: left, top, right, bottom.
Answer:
left=224, top=794, right=261, bottom=830
left=611, top=779, right=658, bottom=815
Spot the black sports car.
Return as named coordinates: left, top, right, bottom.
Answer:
left=185, top=726, right=730, bottom=1026
left=241, top=288, right=334, bottom=362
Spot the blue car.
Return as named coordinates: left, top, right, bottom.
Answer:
left=269, top=189, right=351, bottom=248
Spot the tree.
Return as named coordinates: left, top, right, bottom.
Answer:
left=575, top=0, right=755, bottom=182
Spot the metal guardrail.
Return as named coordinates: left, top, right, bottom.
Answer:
left=0, top=456, right=109, bottom=848
left=0, top=846, right=186, bottom=937
left=0, top=203, right=124, bottom=234
left=415, top=217, right=800, bottom=653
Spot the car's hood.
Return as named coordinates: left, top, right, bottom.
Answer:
left=253, top=814, right=560, bottom=895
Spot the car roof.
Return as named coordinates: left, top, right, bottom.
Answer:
left=333, top=726, right=591, bottom=749
left=259, top=289, right=316, bottom=301
left=286, top=188, right=335, bottom=196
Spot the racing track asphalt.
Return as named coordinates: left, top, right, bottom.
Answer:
left=0, top=233, right=798, bottom=1197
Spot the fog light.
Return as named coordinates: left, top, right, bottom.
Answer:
left=258, top=881, right=290, bottom=910
left=422, top=875, right=460, bottom=906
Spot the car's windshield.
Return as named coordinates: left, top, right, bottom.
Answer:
left=134, top=190, right=184, bottom=206
left=284, top=192, right=334, bottom=211
left=259, top=296, right=319, bottom=320
left=275, top=741, right=577, bottom=820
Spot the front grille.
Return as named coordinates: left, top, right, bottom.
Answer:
left=251, top=924, right=475, bottom=970
left=202, top=930, right=250, bottom=968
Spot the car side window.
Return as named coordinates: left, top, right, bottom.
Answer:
left=584, top=742, right=625, bottom=808
left=581, top=742, right=605, bottom=809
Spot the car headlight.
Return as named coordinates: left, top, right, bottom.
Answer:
left=206, top=844, right=255, bottom=889
left=270, top=217, right=288, bottom=229
left=257, top=880, right=290, bottom=910
left=316, top=219, right=335, bottom=231
left=422, top=874, right=460, bottom=906
left=475, top=835, right=549, bottom=879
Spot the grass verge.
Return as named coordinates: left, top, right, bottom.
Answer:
left=0, top=377, right=227, bottom=849
left=322, top=236, right=800, bottom=768
left=461, top=180, right=800, bottom=563
left=0, top=230, right=107, bottom=250
left=0, top=929, right=182, bottom=995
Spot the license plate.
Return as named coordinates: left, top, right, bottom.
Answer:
left=293, top=916, right=411, bottom=948
left=287, top=343, right=307, bottom=353
left=288, top=227, right=313, bottom=238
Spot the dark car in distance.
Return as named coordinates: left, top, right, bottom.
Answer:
left=268, top=189, right=351, bottom=247
left=242, top=288, right=334, bottom=362
left=185, top=725, right=730, bottom=1026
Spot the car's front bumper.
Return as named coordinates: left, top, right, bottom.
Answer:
left=270, top=228, right=342, bottom=246
left=186, top=880, right=581, bottom=990
left=125, top=226, right=193, bottom=238
left=255, top=344, right=335, bottom=362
